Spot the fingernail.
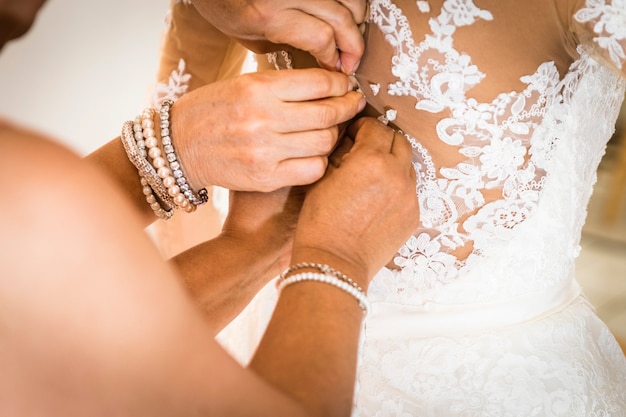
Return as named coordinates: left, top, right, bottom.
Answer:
left=358, top=96, right=367, bottom=112
left=335, top=59, right=342, bottom=71
left=348, top=73, right=360, bottom=91
left=343, top=60, right=361, bottom=75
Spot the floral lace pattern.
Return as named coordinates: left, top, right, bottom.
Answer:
left=355, top=299, right=626, bottom=416
left=348, top=0, right=626, bottom=415
left=213, top=1, right=626, bottom=415
left=362, top=0, right=626, bottom=306
left=152, top=58, right=191, bottom=106
left=575, top=0, right=626, bottom=69
left=367, top=0, right=582, bottom=289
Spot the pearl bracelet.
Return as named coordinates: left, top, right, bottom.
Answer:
left=281, top=262, right=364, bottom=294
left=121, top=99, right=210, bottom=219
left=120, top=120, right=174, bottom=220
left=141, top=108, right=195, bottom=213
left=140, top=177, right=174, bottom=220
left=277, top=272, right=370, bottom=314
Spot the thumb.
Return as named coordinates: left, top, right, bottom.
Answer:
left=347, top=117, right=396, bottom=153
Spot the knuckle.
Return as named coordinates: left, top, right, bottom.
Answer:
left=313, top=102, right=339, bottom=127
left=316, top=129, right=337, bottom=153
left=307, top=157, right=328, bottom=182
left=242, top=72, right=271, bottom=95
left=244, top=151, right=282, bottom=191
left=249, top=169, right=274, bottom=191
left=240, top=120, right=264, bottom=144
left=334, top=6, right=354, bottom=26
left=309, top=69, right=334, bottom=94
left=246, top=146, right=269, bottom=167
left=308, top=25, right=336, bottom=55
left=235, top=78, right=257, bottom=100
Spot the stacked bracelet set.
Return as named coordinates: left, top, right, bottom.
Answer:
left=277, top=262, right=370, bottom=314
left=120, top=99, right=208, bottom=220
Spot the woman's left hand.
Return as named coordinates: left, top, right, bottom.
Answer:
left=221, top=187, right=305, bottom=271
left=191, top=0, right=367, bottom=73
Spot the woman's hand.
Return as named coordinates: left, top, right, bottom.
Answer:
left=191, top=0, right=367, bottom=73
left=221, top=187, right=305, bottom=270
left=171, top=68, right=365, bottom=192
left=171, top=186, right=305, bottom=332
left=292, top=117, right=420, bottom=286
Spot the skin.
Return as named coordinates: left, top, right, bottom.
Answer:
left=6, top=0, right=368, bottom=202
left=0, top=118, right=419, bottom=416
left=191, top=0, right=367, bottom=73
left=88, top=70, right=366, bottom=226
left=0, top=0, right=47, bottom=50
left=0, top=1, right=420, bottom=414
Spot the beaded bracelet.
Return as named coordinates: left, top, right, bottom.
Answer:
left=160, top=99, right=208, bottom=206
left=130, top=116, right=180, bottom=213
left=120, top=120, right=174, bottom=220
left=281, top=262, right=364, bottom=294
left=132, top=115, right=147, bottom=159
left=139, top=177, right=174, bottom=220
left=277, top=272, right=370, bottom=314
left=141, top=108, right=195, bottom=213
left=121, top=99, right=210, bottom=219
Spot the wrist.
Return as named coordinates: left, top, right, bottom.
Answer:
left=289, top=246, right=370, bottom=291
left=168, top=100, right=206, bottom=192
left=220, top=228, right=292, bottom=279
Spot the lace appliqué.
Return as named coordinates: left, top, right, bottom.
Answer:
left=575, top=0, right=626, bottom=69
left=416, top=1, right=430, bottom=13
left=355, top=299, right=626, bottom=416
left=369, top=0, right=581, bottom=286
left=266, top=51, right=293, bottom=70
left=152, top=58, right=191, bottom=106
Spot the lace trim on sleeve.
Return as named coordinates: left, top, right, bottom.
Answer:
left=574, top=0, right=626, bottom=75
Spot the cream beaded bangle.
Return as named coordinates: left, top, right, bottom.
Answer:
left=141, top=108, right=195, bottom=213
left=127, top=118, right=174, bottom=208
left=140, top=177, right=174, bottom=220
left=120, top=120, right=174, bottom=220
left=281, top=262, right=365, bottom=294
left=277, top=272, right=370, bottom=314
left=159, top=99, right=208, bottom=206
left=132, top=115, right=147, bottom=159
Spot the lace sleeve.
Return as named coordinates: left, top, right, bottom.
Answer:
left=572, top=0, right=626, bottom=77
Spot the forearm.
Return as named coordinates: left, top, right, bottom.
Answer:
left=170, top=233, right=288, bottom=335
left=85, top=137, right=156, bottom=227
left=248, top=250, right=368, bottom=417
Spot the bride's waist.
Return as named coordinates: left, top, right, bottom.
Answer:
left=365, top=280, right=582, bottom=338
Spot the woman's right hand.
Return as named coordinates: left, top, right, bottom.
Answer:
left=291, top=117, right=420, bottom=288
left=171, top=68, right=365, bottom=193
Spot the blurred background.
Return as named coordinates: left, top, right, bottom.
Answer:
left=0, top=0, right=169, bottom=155
left=578, top=103, right=626, bottom=346
left=1, top=0, right=624, bottom=346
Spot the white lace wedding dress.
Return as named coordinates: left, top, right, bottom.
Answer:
left=217, top=0, right=626, bottom=415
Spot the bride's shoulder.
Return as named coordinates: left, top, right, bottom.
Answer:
left=567, top=0, right=626, bottom=76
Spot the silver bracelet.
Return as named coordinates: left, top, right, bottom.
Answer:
left=160, top=99, right=208, bottom=206
left=281, top=262, right=364, bottom=294
left=277, top=272, right=369, bottom=314
left=141, top=107, right=195, bottom=213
